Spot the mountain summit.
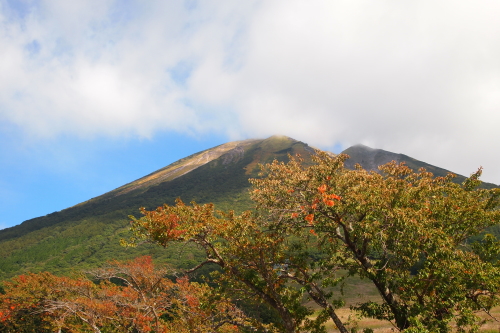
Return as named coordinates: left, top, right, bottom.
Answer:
left=0, top=136, right=496, bottom=280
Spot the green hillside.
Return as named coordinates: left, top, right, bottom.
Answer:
left=0, top=136, right=497, bottom=281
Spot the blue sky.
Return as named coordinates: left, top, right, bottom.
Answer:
left=1, top=0, right=500, bottom=229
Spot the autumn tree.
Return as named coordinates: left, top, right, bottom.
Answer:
left=127, top=202, right=349, bottom=333
left=250, top=151, right=500, bottom=332
left=0, top=272, right=64, bottom=332
left=89, top=256, right=253, bottom=333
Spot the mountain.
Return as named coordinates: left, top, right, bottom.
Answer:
left=343, top=144, right=498, bottom=190
left=0, top=136, right=496, bottom=280
left=0, top=136, right=315, bottom=280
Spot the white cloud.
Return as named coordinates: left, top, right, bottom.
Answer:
left=231, top=0, right=500, bottom=183
left=1, top=0, right=500, bottom=183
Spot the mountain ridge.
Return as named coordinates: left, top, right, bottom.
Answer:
left=342, top=144, right=497, bottom=189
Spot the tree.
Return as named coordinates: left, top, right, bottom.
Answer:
left=0, top=272, right=63, bottom=332
left=250, top=151, right=500, bottom=332
left=127, top=202, right=349, bottom=333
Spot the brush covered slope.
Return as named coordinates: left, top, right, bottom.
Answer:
left=0, top=136, right=497, bottom=280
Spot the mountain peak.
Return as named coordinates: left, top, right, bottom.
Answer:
left=109, top=136, right=305, bottom=198
left=348, top=144, right=376, bottom=151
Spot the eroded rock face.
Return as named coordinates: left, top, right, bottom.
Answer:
left=221, top=145, right=246, bottom=165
